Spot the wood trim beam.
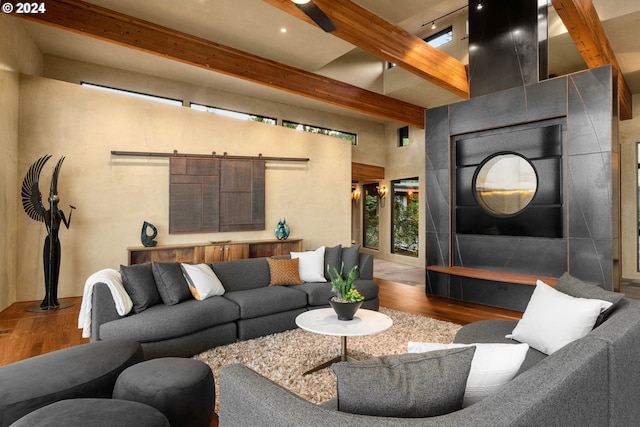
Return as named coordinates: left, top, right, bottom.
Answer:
left=11, top=0, right=425, bottom=128
left=352, top=162, right=385, bottom=181
left=263, top=0, right=470, bottom=100
left=426, top=266, right=559, bottom=287
left=551, top=0, right=633, bottom=120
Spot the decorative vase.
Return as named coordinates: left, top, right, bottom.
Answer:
left=274, top=218, right=290, bottom=240
left=329, top=299, right=363, bottom=321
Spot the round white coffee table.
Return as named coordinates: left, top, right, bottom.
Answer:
left=295, top=308, right=393, bottom=375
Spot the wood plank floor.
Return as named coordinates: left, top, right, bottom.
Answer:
left=0, top=297, right=89, bottom=366
left=0, top=279, right=521, bottom=426
left=377, top=278, right=522, bottom=325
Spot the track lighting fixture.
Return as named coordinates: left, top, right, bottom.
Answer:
left=421, top=5, right=467, bottom=31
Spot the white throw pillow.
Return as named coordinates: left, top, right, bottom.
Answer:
left=505, top=280, right=612, bottom=355
left=291, top=246, right=327, bottom=282
left=408, top=341, right=529, bottom=407
left=180, top=263, right=225, bottom=300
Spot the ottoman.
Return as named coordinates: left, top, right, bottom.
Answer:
left=113, top=358, right=214, bottom=427
left=9, top=398, right=169, bottom=427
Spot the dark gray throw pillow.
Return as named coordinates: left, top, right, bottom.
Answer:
left=332, top=347, right=475, bottom=418
left=554, top=272, right=624, bottom=327
left=324, top=244, right=342, bottom=280
left=340, top=245, right=361, bottom=279
left=152, top=262, right=192, bottom=306
left=120, top=263, right=162, bottom=313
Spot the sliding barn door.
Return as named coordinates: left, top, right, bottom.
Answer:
left=169, top=157, right=220, bottom=233
left=219, top=159, right=265, bottom=231
left=169, top=157, right=265, bottom=233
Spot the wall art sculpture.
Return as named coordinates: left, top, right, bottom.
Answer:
left=141, top=221, right=158, bottom=247
left=21, top=155, right=76, bottom=310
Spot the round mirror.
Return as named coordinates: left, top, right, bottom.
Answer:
left=473, top=153, right=537, bottom=216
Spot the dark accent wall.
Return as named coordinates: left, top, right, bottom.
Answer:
left=455, top=121, right=563, bottom=238
left=425, top=66, right=620, bottom=311
left=468, top=0, right=548, bottom=97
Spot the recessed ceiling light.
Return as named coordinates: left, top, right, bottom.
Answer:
left=291, top=0, right=311, bottom=4
left=280, top=28, right=288, bottom=33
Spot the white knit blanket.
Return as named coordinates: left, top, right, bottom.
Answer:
left=78, top=268, right=133, bottom=338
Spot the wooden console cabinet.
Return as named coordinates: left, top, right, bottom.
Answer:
left=127, top=238, right=302, bottom=265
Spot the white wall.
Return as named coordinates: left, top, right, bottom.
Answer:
left=0, top=14, right=42, bottom=311
left=15, top=75, right=359, bottom=301
left=620, top=94, right=640, bottom=280
left=43, top=55, right=387, bottom=165
left=351, top=122, right=425, bottom=268
left=362, top=123, right=425, bottom=268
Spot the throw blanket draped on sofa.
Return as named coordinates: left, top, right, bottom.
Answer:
left=79, top=269, right=132, bottom=338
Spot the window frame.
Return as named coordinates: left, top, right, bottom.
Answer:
left=282, top=120, right=357, bottom=145
left=391, top=178, right=420, bottom=257
left=190, top=103, right=277, bottom=125
left=398, top=126, right=410, bottom=147
left=423, top=26, right=454, bottom=48
left=80, top=82, right=183, bottom=106
left=363, top=183, right=380, bottom=250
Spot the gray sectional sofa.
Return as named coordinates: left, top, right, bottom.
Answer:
left=89, top=246, right=379, bottom=359
left=218, top=284, right=640, bottom=426
left=0, top=340, right=153, bottom=426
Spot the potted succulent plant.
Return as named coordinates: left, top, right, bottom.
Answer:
left=326, top=263, right=364, bottom=320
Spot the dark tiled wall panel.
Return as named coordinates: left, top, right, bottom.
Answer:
left=425, top=67, right=618, bottom=310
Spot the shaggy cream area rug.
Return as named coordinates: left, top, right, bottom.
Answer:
left=194, top=307, right=461, bottom=412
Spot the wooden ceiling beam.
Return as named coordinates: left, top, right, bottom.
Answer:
left=352, top=162, right=385, bottom=182
left=11, top=0, right=425, bottom=128
left=263, top=0, right=470, bottom=100
left=551, top=0, right=632, bottom=120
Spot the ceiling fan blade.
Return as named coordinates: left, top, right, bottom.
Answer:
left=296, top=2, right=336, bottom=33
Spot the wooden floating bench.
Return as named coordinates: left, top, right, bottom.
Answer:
left=426, top=266, right=559, bottom=287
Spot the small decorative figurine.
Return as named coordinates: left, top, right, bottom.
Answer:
left=141, top=221, right=158, bottom=247
left=21, top=155, right=75, bottom=310
left=274, top=218, right=290, bottom=240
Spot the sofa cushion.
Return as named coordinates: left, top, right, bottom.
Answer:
left=291, top=247, right=327, bottom=282
left=506, top=280, right=612, bottom=354
left=210, top=258, right=271, bottom=292
left=223, top=286, right=307, bottom=319
left=332, top=347, right=475, bottom=418
left=554, top=272, right=624, bottom=327
left=296, top=279, right=379, bottom=307
left=357, top=253, right=374, bottom=280
left=266, top=258, right=303, bottom=286
left=99, top=297, right=240, bottom=342
left=407, top=341, right=529, bottom=407
left=323, top=245, right=342, bottom=281
left=181, top=263, right=225, bottom=300
left=340, top=245, right=361, bottom=279
left=120, top=263, right=162, bottom=313
left=454, top=319, right=546, bottom=374
left=152, top=262, right=192, bottom=306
